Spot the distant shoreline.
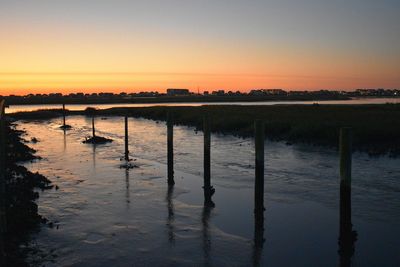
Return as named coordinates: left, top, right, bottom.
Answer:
left=4, top=95, right=352, bottom=105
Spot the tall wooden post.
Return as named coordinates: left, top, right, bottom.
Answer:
left=254, top=120, right=265, bottom=215
left=203, top=115, right=214, bottom=205
left=124, top=116, right=129, bottom=161
left=340, top=127, right=352, bottom=188
left=62, top=104, right=66, bottom=127
left=0, top=101, right=6, bottom=265
left=167, top=111, right=174, bottom=185
left=253, top=120, right=265, bottom=267
left=338, top=127, right=356, bottom=267
left=92, top=116, right=96, bottom=138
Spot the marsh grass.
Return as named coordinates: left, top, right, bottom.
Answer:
left=10, top=104, right=400, bottom=156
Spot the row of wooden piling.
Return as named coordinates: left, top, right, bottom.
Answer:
left=116, top=111, right=270, bottom=209
left=11, top=104, right=355, bottom=220
left=88, top=108, right=353, bottom=217
left=161, top=113, right=352, bottom=217
left=0, top=103, right=354, bottom=265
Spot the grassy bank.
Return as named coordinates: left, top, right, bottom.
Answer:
left=3, top=123, right=52, bottom=266
left=11, top=104, right=400, bottom=156
left=6, top=94, right=350, bottom=105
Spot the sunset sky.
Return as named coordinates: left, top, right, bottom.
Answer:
left=0, top=0, right=399, bottom=95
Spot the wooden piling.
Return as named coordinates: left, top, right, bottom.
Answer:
left=203, top=115, right=214, bottom=205
left=0, top=101, right=6, bottom=264
left=254, top=120, right=265, bottom=214
left=124, top=116, right=129, bottom=161
left=167, top=111, right=174, bottom=185
left=92, top=116, right=96, bottom=138
left=62, top=104, right=66, bottom=127
left=338, top=127, right=356, bottom=266
left=204, top=115, right=211, bottom=188
left=340, top=127, right=352, bottom=188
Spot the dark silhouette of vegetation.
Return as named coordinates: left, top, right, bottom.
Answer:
left=4, top=93, right=351, bottom=105
left=9, top=104, right=400, bottom=156
left=89, top=104, right=400, bottom=156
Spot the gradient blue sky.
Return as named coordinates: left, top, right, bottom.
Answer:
left=0, top=0, right=399, bottom=94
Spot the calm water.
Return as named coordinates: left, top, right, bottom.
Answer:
left=7, top=97, right=400, bottom=113
left=17, top=116, right=400, bottom=267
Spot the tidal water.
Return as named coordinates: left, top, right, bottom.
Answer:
left=7, top=97, right=400, bottom=114
left=17, top=116, right=400, bottom=267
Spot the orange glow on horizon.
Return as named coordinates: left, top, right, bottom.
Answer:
left=1, top=16, right=399, bottom=96
left=0, top=71, right=399, bottom=96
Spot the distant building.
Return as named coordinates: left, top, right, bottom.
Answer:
left=167, top=88, right=190, bottom=96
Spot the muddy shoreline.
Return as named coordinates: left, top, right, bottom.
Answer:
left=2, top=122, right=52, bottom=266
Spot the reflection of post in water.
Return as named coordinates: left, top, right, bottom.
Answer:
left=253, top=206, right=265, bottom=267
left=338, top=127, right=357, bottom=267
left=63, top=128, right=67, bottom=151
left=202, top=205, right=213, bottom=267
left=92, top=143, right=97, bottom=168
left=166, top=185, right=175, bottom=245
left=125, top=169, right=130, bottom=206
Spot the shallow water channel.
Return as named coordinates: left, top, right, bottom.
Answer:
left=17, top=115, right=400, bottom=267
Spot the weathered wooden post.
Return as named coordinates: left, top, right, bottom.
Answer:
left=254, top=120, right=265, bottom=215
left=167, top=111, right=174, bottom=185
left=203, top=115, right=214, bottom=206
left=253, top=119, right=265, bottom=267
left=0, top=101, right=6, bottom=264
left=124, top=116, right=129, bottom=161
left=62, top=104, right=66, bottom=127
left=338, top=127, right=356, bottom=266
left=340, top=127, right=352, bottom=188
left=92, top=116, right=96, bottom=138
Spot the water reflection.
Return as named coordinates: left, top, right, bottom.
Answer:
left=202, top=205, right=213, bottom=267
left=92, top=144, right=96, bottom=168
left=253, top=210, right=265, bottom=267
left=125, top=169, right=130, bottom=207
left=338, top=181, right=357, bottom=267
left=18, top=116, right=400, bottom=266
left=63, top=129, right=67, bottom=152
left=166, top=186, right=175, bottom=245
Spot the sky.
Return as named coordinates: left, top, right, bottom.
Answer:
left=0, top=0, right=399, bottom=95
